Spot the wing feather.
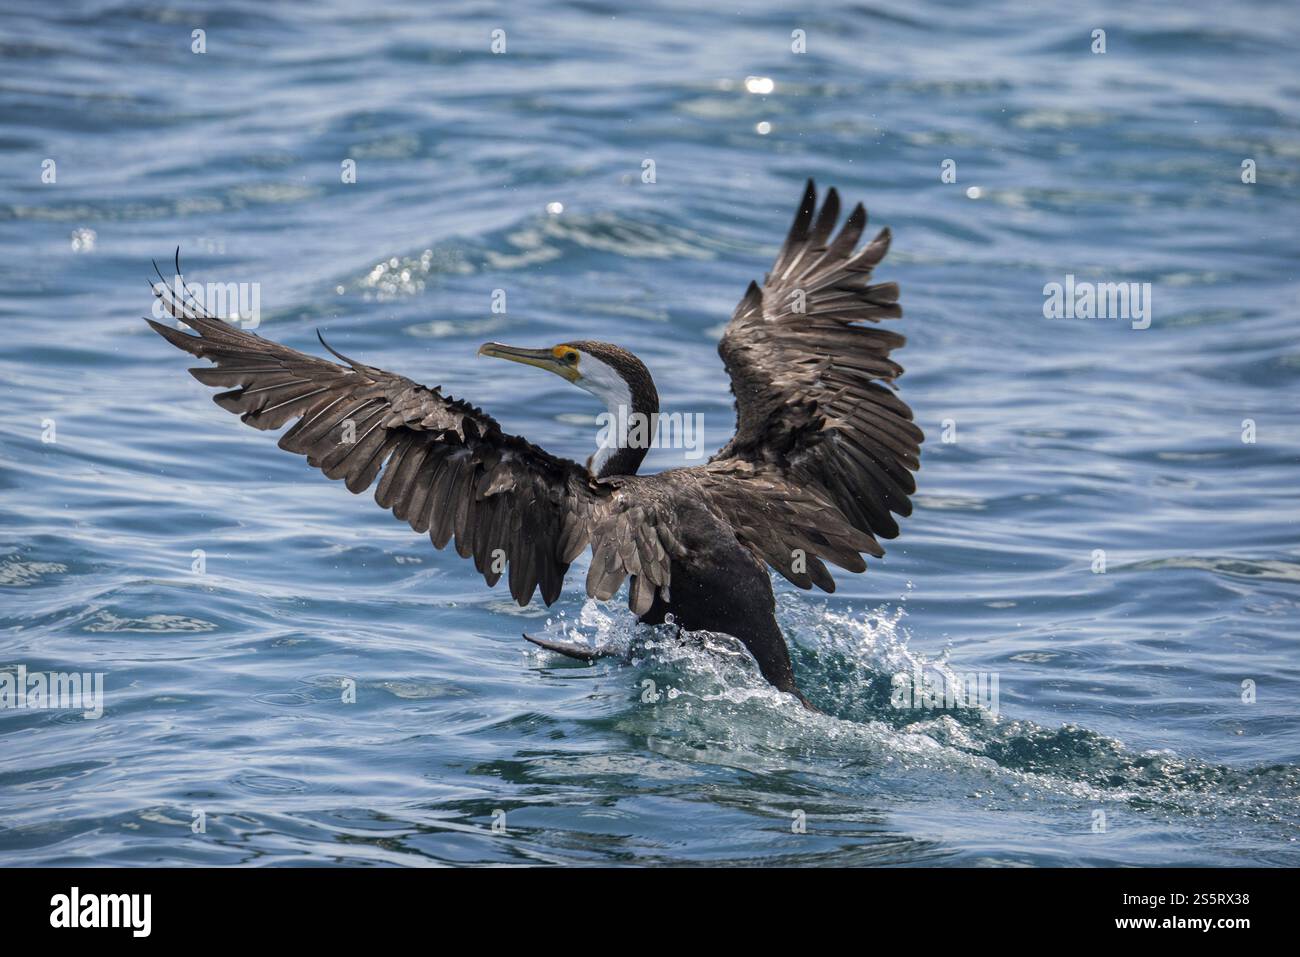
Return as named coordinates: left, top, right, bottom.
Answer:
left=147, top=267, right=611, bottom=608
left=704, top=181, right=922, bottom=591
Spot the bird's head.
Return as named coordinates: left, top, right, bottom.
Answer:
left=477, top=340, right=658, bottom=416
left=478, top=339, right=660, bottom=477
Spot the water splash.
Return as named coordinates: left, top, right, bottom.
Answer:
left=525, top=595, right=1300, bottom=832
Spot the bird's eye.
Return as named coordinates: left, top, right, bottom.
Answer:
left=564, top=351, right=579, bottom=363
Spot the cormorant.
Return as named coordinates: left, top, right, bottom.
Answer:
left=147, top=181, right=921, bottom=709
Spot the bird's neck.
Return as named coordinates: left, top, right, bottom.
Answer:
left=582, top=367, right=659, bottom=480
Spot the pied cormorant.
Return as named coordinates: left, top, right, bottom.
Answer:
left=147, top=181, right=921, bottom=709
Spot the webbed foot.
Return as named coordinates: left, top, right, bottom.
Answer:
left=522, top=632, right=604, bottom=662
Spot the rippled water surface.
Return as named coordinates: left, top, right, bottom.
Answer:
left=2, top=0, right=1299, bottom=866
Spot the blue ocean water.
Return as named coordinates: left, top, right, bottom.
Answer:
left=1, top=0, right=1299, bottom=866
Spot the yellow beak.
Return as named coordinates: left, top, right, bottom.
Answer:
left=477, top=342, right=580, bottom=382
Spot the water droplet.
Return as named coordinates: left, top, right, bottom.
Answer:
left=70, top=227, right=96, bottom=252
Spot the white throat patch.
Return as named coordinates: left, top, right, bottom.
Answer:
left=577, top=354, right=633, bottom=475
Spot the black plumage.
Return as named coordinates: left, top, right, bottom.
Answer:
left=147, top=181, right=921, bottom=707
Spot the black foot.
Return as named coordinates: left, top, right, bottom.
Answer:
left=522, top=631, right=602, bottom=662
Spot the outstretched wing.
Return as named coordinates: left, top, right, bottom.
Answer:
left=709, top=180, right=922, bottom=587
left=147, top=264, right=613, bottom=607
left=697, top=460, right=881, bottom=592
left=588, top=462, right=882, bottom=606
